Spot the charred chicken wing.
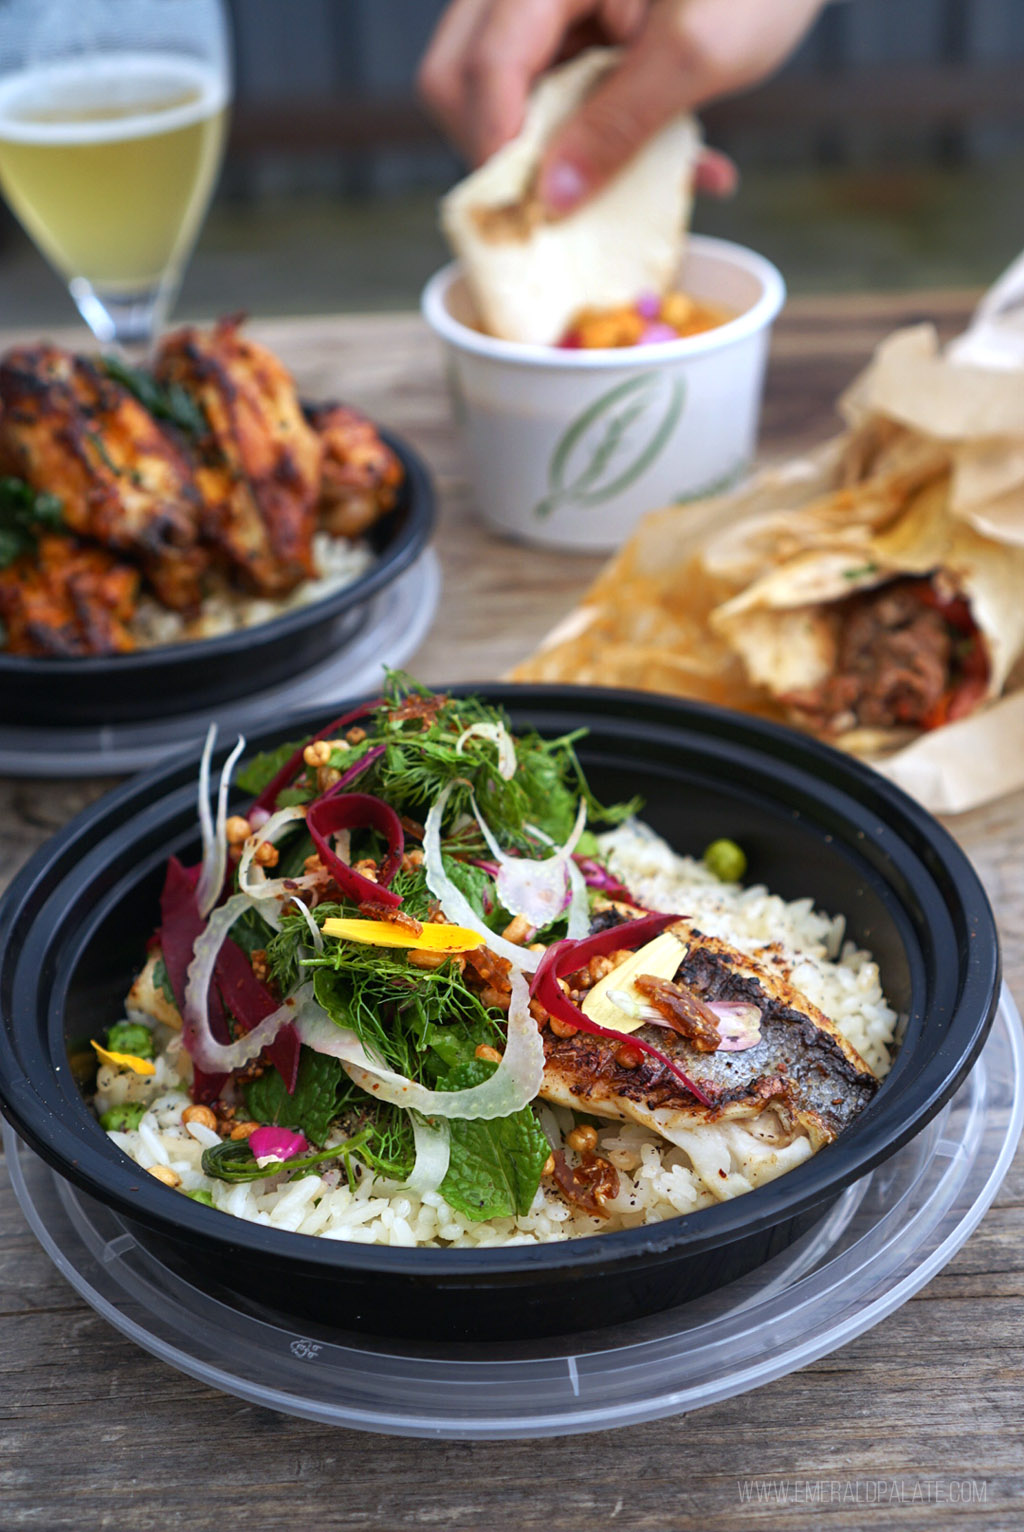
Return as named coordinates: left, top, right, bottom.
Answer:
left=0, top=532, right=138, bottom=655
left=155, top=317, right=323, bottom=595
left=0, top=346, right=205, bottom=610
left=304, top=402, right=403, bottom=539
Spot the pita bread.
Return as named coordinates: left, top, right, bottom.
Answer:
left=440, top=49, right=701, bottom=346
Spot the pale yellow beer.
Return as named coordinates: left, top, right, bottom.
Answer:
left=0, top=53, right=227, bottom=292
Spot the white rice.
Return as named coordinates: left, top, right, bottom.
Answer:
left=100, top=821, right=898, bottom=1246
left=130, top=532, right=374, bottom=648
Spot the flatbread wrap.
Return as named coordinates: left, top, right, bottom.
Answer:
left=440, top=48, right=701, bottom=346
left=708, top=470, right=1024, bottom=751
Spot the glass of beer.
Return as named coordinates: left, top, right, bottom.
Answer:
left=0, top=0, right=231, bottom=349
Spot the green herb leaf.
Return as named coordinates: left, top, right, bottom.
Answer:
left=201, top=1126, right=376, bottom=1184
left=102, top=355, right=207, bottom=439
left=151, top=954, right=177, bottom=1009
left=0, top=476, right=64, bottom=569
left=235, top=739, right=307, bottom=795
left=244, top=1045, right=346, bottom=1147
left=438, top=1059, right=550, bottom=1221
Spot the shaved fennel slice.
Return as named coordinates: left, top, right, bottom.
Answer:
left=289, top=895, right=324, bottom=952
left=297, top=969, right=545, bottom=1120
left=405, top=1112, right=451, bottom=1195
left=474, top=794, right=587, bottom=932
left=195, top=731, right=247, bottom=919
left=423, top=781, right=542, bottom=972
left=183, top=893, right=297, bottom=1072
left=237, top=805, right=324, bottom=904
left=455, top=721, right=517, bottom=780
left=564, top=854, right=590, bottom=941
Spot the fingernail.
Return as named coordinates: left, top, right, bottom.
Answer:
left=540, top=160, right=588, bottom=214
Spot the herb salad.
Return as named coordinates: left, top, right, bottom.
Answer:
left=94, top=676, right=643, bottom=1225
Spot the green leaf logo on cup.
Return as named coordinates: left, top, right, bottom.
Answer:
left=534, top=372, right=686, bottom=521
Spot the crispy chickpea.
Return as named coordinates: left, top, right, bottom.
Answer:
left=317, top=765, right=342, bottom=793
left=660, top=291, right=695, bottom=330
left=401, top=848, right=425, bottom=872
left=479, top=984, right=512, bottom=1013
left=224, top=815, right=251, bottom=846
left=500, top=914, right=533, bottom=945
left=474, top=1044, right=503, bottom=1064
left=352, top=858, right=378, bottom=882
left=567, top=1125, right=599, bottom=1153
left=346, top=726, right=367, bottom=744
left=407, top=948, right=449, bottom=970
left=253, top=841, right=279, bottom=868
left=529, top=999, right=549, bottom=1027
left=148, top=1164, right=181, bottom=1188
left=542, top=1153, right=556, bottom=1177
left=230, top=1120, right=260, bottom=1141
left=614, top=1042, right=644, bottom=1069
left=182, top=1104, right=218, bottom=1132
left=303, top=740, right=332, bottom=767
left=548, top=1016, right=578, bottom=1039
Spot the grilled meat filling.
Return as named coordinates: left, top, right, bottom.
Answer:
left=782, top=574, right=989, bottom=735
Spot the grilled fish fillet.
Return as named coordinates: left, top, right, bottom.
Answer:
left=0, top=346, right=205, bottom=610
left=540, top=920, right=879, bottom=1201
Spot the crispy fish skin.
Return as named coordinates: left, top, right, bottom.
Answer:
left=0, top=345, right=206, bottom=610
left=540, top=922, right=878, bottom=1152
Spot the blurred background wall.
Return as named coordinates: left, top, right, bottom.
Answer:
left=2, top=0, right=1023, bottom=325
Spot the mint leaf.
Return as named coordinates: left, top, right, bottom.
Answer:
left=438, top=1059, right=550, bottom=1221
left=151, top=954, right=177, bottom=1008
left=244, top=1045, right=345, bottom=1147
left=235, top=739, right=306, bottom=795
left=441, top=854, right=511, bottom=933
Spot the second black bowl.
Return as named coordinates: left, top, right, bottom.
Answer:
left=0, top=687, right=1001, bottom=1340
left=0, top=429, right=434, bottom=727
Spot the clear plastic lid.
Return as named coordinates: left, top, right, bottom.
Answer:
left=0, top=551, right=440, bottom=776
left=6, top=983, right=1021, bottom=1441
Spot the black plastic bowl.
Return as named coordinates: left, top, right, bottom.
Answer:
left=0, top=430, right=434, bottom=727
left=0, top=687, right=1001, bottom=1341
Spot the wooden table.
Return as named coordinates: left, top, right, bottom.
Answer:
left=2, top=296, right=1022, bottom=1531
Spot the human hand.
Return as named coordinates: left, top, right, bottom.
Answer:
left=419, top=0, right=826, bottom=212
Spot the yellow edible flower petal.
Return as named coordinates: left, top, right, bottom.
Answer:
left=321, top=918, right=485, bottom=952
left=91, top=1039, right=156, bottom=1076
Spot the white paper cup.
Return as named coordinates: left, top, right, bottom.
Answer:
left=421, top=234, right=786, bottom=550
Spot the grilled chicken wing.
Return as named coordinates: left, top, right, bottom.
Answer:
left=0, top=346, right=205, bottom=610
left=540, top=919, right=879, bottom=1201
left=304, top=402, right=403, bottom=539
left=0, top=532, right=138, bottom=655
left=155, top=317, right=323, bottom=595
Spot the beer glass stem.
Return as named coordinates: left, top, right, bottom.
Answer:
left=69, top=276, right=171, bottom=353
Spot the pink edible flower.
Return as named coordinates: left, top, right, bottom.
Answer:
left=635, top=291, right=661, bottom=319
left=639, top=322, right=678, bottom=345
left=249, top=1125, right=309, bottom=1167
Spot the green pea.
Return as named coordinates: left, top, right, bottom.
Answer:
left=106, top=1021, right=155, bottom=1059
left=99, top=1102, right=146, bottom=1132
left=186, top=1189, right=215, bottom=1207
left=703, top=838, right=747, bottom=883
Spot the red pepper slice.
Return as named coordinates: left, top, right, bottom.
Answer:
left=306, top=791, right=405, bottom=910
left=529, top=912, right=713, bottom=1106
left=251, top=699, right=383, bottom=815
